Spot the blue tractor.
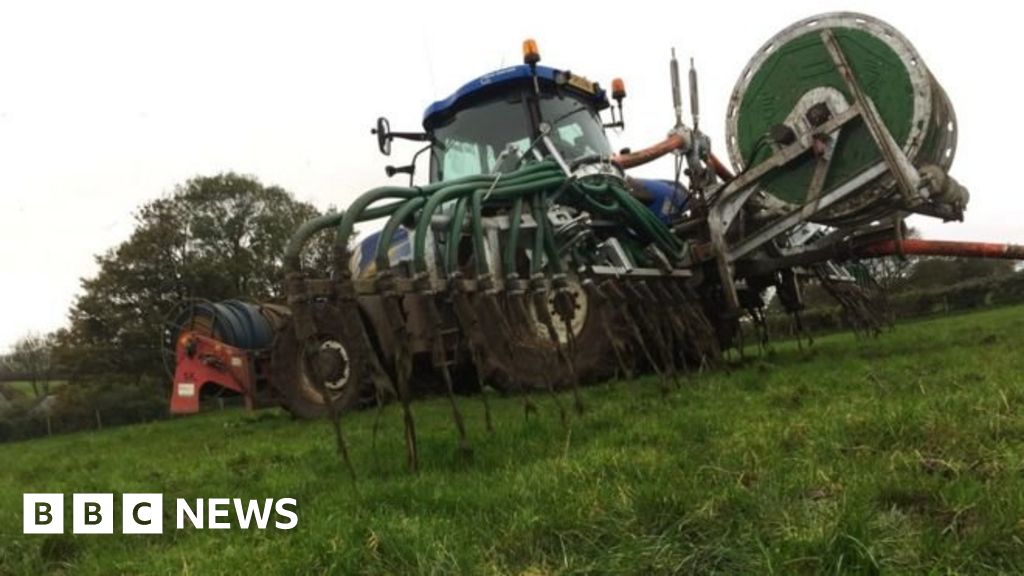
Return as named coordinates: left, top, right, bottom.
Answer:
left=171, top=15, right=1004, bottom=469
left=271, top=42, right=720, bottom=427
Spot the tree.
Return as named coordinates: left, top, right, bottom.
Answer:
left=58, top=173, right=331, bottom=380
left=857, top=227, right=920, bottom=293
left=906, top=257, right=1016, bottom=290
left=2, top=332, right=56, bottom=398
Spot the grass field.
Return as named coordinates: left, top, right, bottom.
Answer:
left=3, top=307, right=1024, bottom=574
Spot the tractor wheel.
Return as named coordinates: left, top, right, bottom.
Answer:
left=528, top=275, right=618, bottom=386
left=270, top=304, right=368, bottom=419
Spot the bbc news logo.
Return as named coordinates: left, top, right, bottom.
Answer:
left=23, top=494, right=298, bottom=534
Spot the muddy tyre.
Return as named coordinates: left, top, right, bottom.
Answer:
left=486, top=275, right=619, bottom=390
left=556, top=281, right=619, bottom=385
left=270, top=305, right=368, bottom=419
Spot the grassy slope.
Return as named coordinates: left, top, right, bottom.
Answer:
left=2, top=307, right=1024, bottom=575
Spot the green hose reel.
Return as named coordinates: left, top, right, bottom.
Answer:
left=726, top=12, right=958, bottom=224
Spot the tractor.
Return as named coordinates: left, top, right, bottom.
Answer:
left=167, top=13, right=1022, bottom=468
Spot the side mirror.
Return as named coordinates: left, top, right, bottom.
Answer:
left=371, top=117, right=431, bottom=156
left=372, top=117, right=392, bottom=156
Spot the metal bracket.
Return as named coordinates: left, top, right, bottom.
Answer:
left=699, top=106, right=862, bottom=310
left=821, top=29, right=921, bottom=204
left=728, top=161, right=889, bottom=262
left=708, top=105, right=861, bottom=234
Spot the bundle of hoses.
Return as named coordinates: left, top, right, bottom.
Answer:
left=283, top=159, right=684, bottom=277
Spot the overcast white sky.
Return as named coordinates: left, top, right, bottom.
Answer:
left=1, top=0, right=1021, bottom=352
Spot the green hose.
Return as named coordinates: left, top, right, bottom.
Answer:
left=336, top=187, right=425, bottom=254
left=284, top=212, right=342, bottom=273
left=530, top=195, right=547, bottom=277
left=284, top=200, right=408, bottom=274
left=573, top=180, right=620, bottom=214
left=413, top=171, right=566, bottom=275
left=374, top=197, right=425, bottom=272
left=540, top=198, right=564, bottom=276
left=470, top=187, right=488, bottom=278
left=289, top=158, right=687, bottom=287
left=503, top=196, right=524, bottom=279
left=444, top=196, right=469, bottom=277
left=285, top=160, right=563, bottom=278
left=604, top=181, right=683, bottom=257
left=334, top=164, right=554, bottom=256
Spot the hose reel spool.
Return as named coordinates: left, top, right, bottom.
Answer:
left=726, top=12, right=960, bottom=226
left=168, top=299, right=288, bottom=353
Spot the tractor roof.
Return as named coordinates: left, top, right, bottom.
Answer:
left=422, top=64, right=609, bottom=130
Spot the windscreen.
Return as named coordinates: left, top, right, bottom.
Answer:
left=430, top=92, right=611, bottom=182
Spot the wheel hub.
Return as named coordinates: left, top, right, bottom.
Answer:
left=316, top=340, right=350, bottom=391
left=532, top=279, right=589, bottom=344
left=298, top=338, right=351, bottom=401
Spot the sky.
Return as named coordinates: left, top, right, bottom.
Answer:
left=1, top=0, right=1020, bottom=352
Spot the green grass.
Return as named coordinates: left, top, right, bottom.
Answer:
left=3, top=307, right=1024, bottom=574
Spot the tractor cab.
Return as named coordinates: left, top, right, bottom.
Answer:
left=421, top=64, right=614, bottom=182
left=370, top=49, right=686, bottom=223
